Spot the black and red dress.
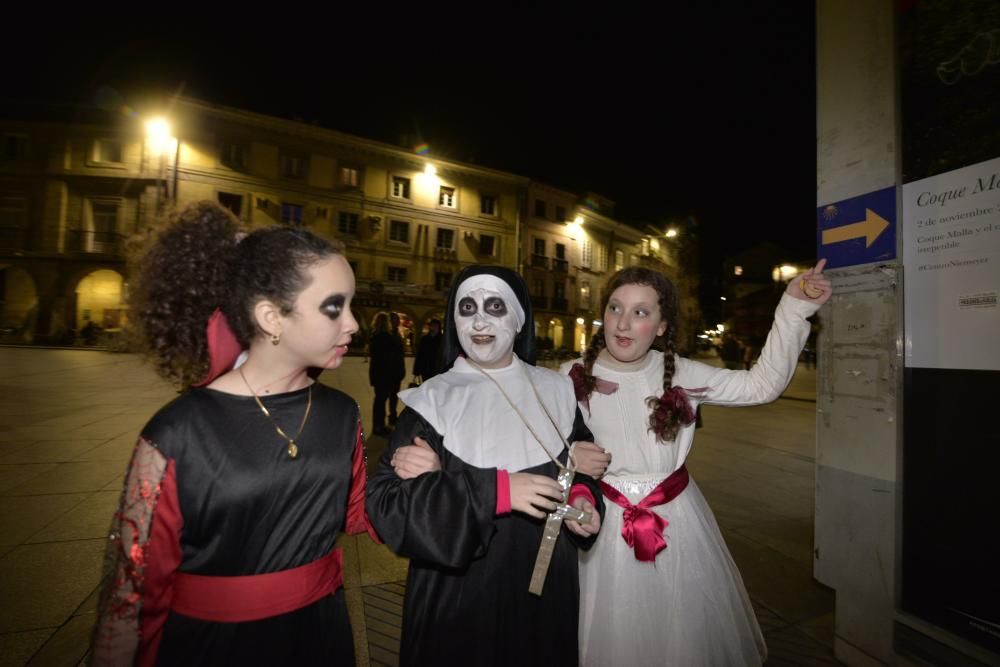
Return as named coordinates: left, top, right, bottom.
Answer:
left=92, top=383, right=375, bottom=666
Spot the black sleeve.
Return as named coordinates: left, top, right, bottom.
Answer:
left=569, top=405, right=594, bottom=444
left=565, top=405, right=605, bottom=551
left=365, top=407, right=499, bottom=568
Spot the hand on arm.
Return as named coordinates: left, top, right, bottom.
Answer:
left=390, top=437, right=441, bottom=480
left=571, top=441, right=611, bottom=478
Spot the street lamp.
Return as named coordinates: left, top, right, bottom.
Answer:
left=145, top=118, right=172, bottom=155
left=145, top=116, right=177, bottom=210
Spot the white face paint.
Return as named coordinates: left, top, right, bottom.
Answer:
left=455, top=287, right=521, bottom=368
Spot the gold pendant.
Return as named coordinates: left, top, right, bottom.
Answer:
left=287, top=441, right=298, bottom=459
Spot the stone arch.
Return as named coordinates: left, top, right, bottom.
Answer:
left=73, top=268, right=127, bottom=331
left=0, top=263, right=39, bottom=343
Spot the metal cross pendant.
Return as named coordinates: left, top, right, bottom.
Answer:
left=528, top=468, right=592, bottom=596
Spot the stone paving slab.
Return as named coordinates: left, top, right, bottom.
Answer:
left=0, top=348, right=836, bottom=665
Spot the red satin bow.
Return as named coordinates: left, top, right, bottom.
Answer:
left=599, top=465, right=690, bottom=562
left=568, top=363, right=619, bottom=414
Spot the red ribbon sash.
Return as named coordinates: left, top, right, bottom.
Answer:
left=598, top=465, right=690, bottom=562
left=172, top=548, right=343, bottom=622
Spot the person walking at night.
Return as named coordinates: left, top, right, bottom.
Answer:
left=564, top=260, right=831, bottom=666
left=412, top=317, right=443, bottom=382
left=368, top=311, right=405, bottom=434
left=91, top=201, right=375, bottom=666
left=720, top=332, right=744, bottom=370
left=367, top=265, right=604, bottom=667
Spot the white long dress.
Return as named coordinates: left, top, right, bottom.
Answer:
left=562, top=294, right=819, bottom=667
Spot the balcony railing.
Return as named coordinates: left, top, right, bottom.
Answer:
left=551, top=297, right=568, bottom=312
left=530, top=295, right=548, bottom=310
left=552, top=258, right=568, bottom=272
left=69, top=230, right=125, bottom=255
left=530, top=254, right=549, bottom=269
left=0, top=227, right=27, bottom=251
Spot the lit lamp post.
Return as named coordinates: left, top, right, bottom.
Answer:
left=145, top=117, right=172, bottom=213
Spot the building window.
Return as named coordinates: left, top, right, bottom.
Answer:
left=580, top=281, right=592, bottom=307
left=280, top=152, right=308, bottom=180
left=597, top=244, right=609, bottom=272
left=534, top=278, right=545, bottom=296
left=534, top=199, right=546, bottom=218
left=435, top=272, right=452, bottom=291
left=436, top=227, right=455, bottom=250
left=555, top=243, right=566, bottom=260
left=533, top=238, right=546, bottom=256
left=480, top=194, right=497, bottom=216
left=391, top=176, right=411, bottom=199
left=387, top=265, right=408, bottom=283
left=641, top=238, right=651, bottom=256
left=479, top=234, right=497, bottom=257
left=438, top=186, right=457, bottom=209
left=338, top=211, right=359, bottom=236
left=630, top=254, right=639, bottom=266
left=217, top=191, right=244, bottom=218
left=554, top=281, right=565, bottom=299
left=85, top=199, right=120, bottom=252
left=581, top=238, right=593, bottom=268
left=280, top=203, right=304, bottom=226
left=555, top=205, right=566, bottom=222
left=340, top=166, right=360, bottom=188
left=220, top=143, right=247, bottom=171
left=389, top=219, right=410, bottom=243
left=0, top=195, right=27, bottom=248
left=614, top=249, right=625, bottom=271
left=93, top=139, right=123, bottom=164
left=2, top=134, right=28, bottom=159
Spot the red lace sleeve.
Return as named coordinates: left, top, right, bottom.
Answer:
left=345, top=420, right=381, bottom=543
left=91, top=438, right=183, bottom=667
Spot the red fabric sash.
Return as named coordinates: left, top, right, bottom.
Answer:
left=171, top=548, right=343, bottom=622
left=598, top=465, right=689, bottom=563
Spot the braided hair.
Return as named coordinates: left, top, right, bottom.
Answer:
left=578, top=267, right=695, bottom=442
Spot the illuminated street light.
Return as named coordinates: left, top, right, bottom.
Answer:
left=145, top=117, right=172, bottom=155
left=576, top=317, right=585, bottom=325
left=424, top=163, right=437, bottom=176
left=773, top=264, right=800, bottom=282
left=665, top=228, right=678, bottom=238
left=720, top=296, right=727, bottom=301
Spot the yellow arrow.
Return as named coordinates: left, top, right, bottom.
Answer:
left=822, top=208, right=890, bottom=248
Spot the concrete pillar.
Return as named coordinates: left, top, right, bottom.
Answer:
left=815, top=1, right=900, bottom=664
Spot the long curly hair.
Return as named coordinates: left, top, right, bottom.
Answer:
left=127, top=201, right=341, bottom=386
left=578, top=267, right=695, bottom=442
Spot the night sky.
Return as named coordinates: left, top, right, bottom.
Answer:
left=6, top=6, right=817, bottom=281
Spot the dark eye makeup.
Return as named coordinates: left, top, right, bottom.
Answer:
left=484, top=297, right=507, bottom=316
left=458, top=297, right=478, bottom=316
left=320, top=295, right=346, bottom=320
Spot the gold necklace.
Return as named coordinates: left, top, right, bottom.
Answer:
left=238, top=367, right=312, bottom=459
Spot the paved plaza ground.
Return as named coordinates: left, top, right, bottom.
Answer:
left=0, top=348, right=835, bottom=665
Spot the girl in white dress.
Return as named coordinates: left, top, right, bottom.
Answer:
left=563, top=260, right=831, bottom=666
